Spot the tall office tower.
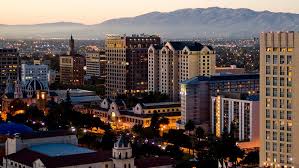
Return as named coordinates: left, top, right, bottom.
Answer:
left=59, top=36, right=85, bottom=86
left=0, top=48, right=20, bottom=93
left=21, top=64, right=49, bottom=91
left=86, top=49, right=106, bottom=78
left=105, top=34, right=161, bottom=98
left=148, top=41, right=216, bottom=101
left=260, top=32, right=298, bottom=168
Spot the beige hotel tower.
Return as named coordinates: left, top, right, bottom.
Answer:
left=260, top=32, right=299, bottom=168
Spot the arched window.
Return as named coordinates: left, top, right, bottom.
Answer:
left=124, top=164, right=127, bottom=168
left=119, top=152, right=121, bottom=159
left=128, top=163, right=131, bottom=168
left=125, top=152, right=128, bottom=158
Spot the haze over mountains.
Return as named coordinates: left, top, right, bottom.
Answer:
left=1, top=7, right=299, bottom=39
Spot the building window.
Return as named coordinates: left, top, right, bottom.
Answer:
left=266, top=55, right=271, bottom=64
left=287, top=55, right=292, bottom=64
left=287, top=111, right=292, bottom=120
left=266, top=120, right=270, bottom=129
left=266, top=109, right=270, bottom=118
left=266, top=66, right=271, bottom=74
left=273, top=55, right=278, bottom=64
left=280, top=55, right=285, bottom=64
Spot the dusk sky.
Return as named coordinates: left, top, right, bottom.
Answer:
left=1, top=0, right=298, bottom=25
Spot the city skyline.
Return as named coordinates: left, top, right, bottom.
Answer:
left=1, top=0, right=299, bottom=25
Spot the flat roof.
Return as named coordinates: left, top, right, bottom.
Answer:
left=30, top=143, right=95, bottom=157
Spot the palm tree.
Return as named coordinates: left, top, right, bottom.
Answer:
left=195, top=126, right=205, bottom=140
left=185, top=120, right=195, bottom=154
left=185, top=120, right=195, bottom=135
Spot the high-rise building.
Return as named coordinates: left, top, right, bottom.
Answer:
left=59, top=36, right=85, bottom=85
left=0, top=48, right=20, bottom=93
left=178, top=74, right=259, bottom=128
left=260, top=32, right=298, bottom=168
left=211, top=95, right=259, bottom=141
left=21, top=64, right=49, bottom=91
left=86, top=49, right=106, bottom=78
left=105, top=34, right=161, bottom=97
left=148, top=41, right=216, bottom=101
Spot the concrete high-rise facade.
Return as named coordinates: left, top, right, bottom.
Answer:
left=59, top=55, right=85, bottom=85
left=86, top=49, right=106, bottom=78
left=59, top=36, right=85, bottom=86
left=0, top=48, right=20, bottom=93
left=148, top=41, right=216, bottom=100
left=178, top=74, right=259, bottom=128
left=105, top=34, right=161, bottom=98
left=260, top=32, right=299, bottom=168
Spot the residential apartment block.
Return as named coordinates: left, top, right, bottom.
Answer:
left=148, top=41, right=216, bottom=101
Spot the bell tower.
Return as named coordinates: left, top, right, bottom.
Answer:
left=112, top=135, right=136, bottom=168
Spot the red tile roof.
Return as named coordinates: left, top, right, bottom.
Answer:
left=5, top=148, right=112, bottom=167
left=6, top=148, right=48, bottom=167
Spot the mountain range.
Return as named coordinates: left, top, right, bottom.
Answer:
left=1, top=7, right=299, bottom=39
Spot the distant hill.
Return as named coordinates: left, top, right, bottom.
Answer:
left=1, top=7, right=299, bottom=39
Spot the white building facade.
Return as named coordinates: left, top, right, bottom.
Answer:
left=21, top=64, right=49, bottom=91
left=211, top=96, right=259, bottom=141
left=86, top=51, right=106, bottom=78
left=148, top=41, right=216, bottom=101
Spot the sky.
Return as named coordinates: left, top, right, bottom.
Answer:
left=1, top=0, right=299, bottom=25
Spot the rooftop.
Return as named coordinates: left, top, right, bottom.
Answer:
left=70, top=95, right=101, bottom=104
left=10, top=130, right=75, bottom=140
left=181, top=73, right=259, bottom=85
left=141, top=102, right=180, bottom=109
left=29, top=143, right=95, bottom=157
left=6, top=148, right=112, bottom=168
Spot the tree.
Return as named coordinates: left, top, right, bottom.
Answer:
left=9, top=99, right=26, bottom=114
left=195, top=126, right=205, bottom=140
left=132, top=124, right=143, bottom=136
left=165, top=145, right=184, bottom=159
left=159, top=116, right=169, bottom=126
left=185, top=120, right=195, bottom=135
left=26, top=106, right=44, bottom=121
left=150, top=111, right=160, bottom=131
left=241, top=150, right=259, bottom=166
left=101, top=131, right=116, bottom=150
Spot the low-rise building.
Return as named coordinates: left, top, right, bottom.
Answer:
left=2, top=132, right=175, bottom=168
left=54, top=89, right=101, bottom=105
left=91, top=99, right=181, bottom=130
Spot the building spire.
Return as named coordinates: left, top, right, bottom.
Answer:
left=69, top=34, right=75, bottom=55
left=14, top=76, right=23, bottom=99
left=4, top=75, right=14, bottom=95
